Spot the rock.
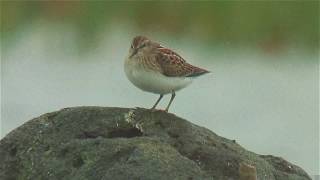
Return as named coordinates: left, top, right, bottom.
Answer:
left=239, top=162, right=257, bottom=180
left=0, top=107, right=311, bottom=180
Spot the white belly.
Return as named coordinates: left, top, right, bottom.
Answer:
left=124, top=60, right=192, bottom=94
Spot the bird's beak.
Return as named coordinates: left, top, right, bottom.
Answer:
left=129, top=49, right=138, bottom=58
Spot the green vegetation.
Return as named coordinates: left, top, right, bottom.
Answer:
left=1, top=1, right=319, bottom=50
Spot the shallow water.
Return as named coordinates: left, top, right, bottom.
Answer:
left=1, top=25, right=319, bottom=177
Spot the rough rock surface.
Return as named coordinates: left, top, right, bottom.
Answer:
left=0, top=107, right=311, bottom=180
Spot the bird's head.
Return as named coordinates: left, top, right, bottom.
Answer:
left=129, top=36, right=158, bottom=58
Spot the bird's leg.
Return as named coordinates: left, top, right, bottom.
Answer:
left=151, top=94, right=163, bottom=109
left=165, top=91, right=176, bottom=112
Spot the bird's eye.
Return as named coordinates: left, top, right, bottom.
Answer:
left=131, top=44, right=134, bottom=49
left=139, top=43, right=146, bottom=49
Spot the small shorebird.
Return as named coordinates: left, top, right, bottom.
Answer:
left=124, top=36, right=209, bottom=112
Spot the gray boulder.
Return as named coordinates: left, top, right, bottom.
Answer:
left=0, top=107, right=311, bottom=180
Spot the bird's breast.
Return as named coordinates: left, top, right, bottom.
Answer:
left=124, top=57, right=192, bottom=94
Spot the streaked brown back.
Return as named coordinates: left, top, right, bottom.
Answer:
left=156, top=46, right=209, bottom=77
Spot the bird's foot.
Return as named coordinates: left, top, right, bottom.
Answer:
left=150, top=109, right=168, bottom=112
left=150, top=108, right=168, bottom=112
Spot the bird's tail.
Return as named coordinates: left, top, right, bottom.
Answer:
left=186, top=66, right=210, bottom=77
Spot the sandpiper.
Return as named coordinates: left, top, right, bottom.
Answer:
left=124, top=36, right=209, bottom=112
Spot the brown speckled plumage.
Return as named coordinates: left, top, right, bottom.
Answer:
left=131, top=36, right=209, bottom=77
left=156, top=46, right=209, bottom=77
left=125, top=36, right=210, bottom=111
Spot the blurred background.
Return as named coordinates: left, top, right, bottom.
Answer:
left=1, top=1, right=319, bottom=178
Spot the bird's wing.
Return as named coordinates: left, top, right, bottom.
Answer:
left=156, top=46, right=209, bottom=77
